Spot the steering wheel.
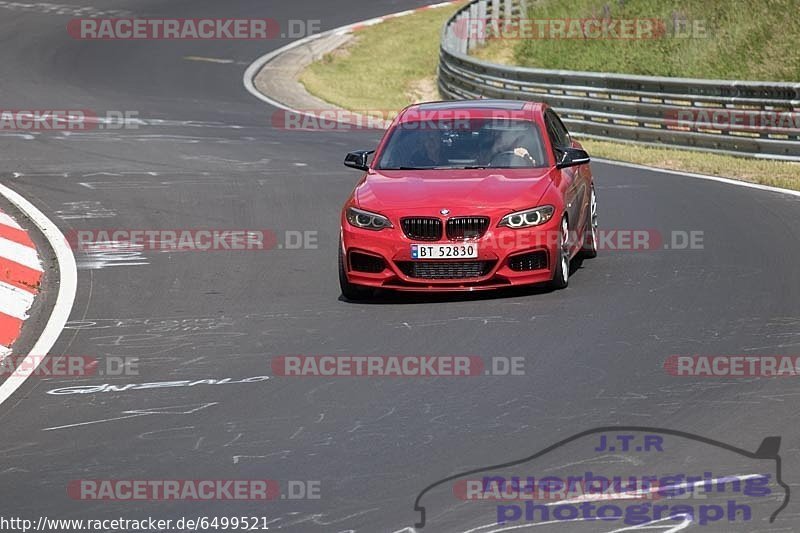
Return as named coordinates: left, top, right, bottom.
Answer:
left=488, top=150, right=533, bottom=167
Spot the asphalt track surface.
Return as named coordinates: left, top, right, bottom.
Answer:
left=1, top=1, right=800, bottom=532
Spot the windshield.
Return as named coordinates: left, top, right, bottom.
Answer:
left=375, top=118, right=547, bottom=170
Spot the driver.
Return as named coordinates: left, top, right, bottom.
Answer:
left=504, top=134, right=536, bottom=166
left=512, top=147, right=535, bottom=165
left=486, top=131, right=537, bottom=167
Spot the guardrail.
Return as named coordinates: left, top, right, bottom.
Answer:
left=439, top=0, right=800, bottom=161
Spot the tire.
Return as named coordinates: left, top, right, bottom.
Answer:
left=581, top=187, right=598, bottom=259
left=550, top=216, right=570, bottom=290
left=338, top=243, right=371, bottom=301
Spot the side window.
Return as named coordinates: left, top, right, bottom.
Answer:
left=543, top=114, right=559, bottom=159
left=554, top=114, right=571, bottom=146
left=546, top=110, right=571, bottom=148
left=543, top=113, right=563, bottom=162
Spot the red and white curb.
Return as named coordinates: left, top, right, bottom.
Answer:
left=0, top=208, right=43, bottom=358
left=0, top=183, right=76, bottom=407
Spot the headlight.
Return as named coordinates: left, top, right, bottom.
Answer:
left=498, top=205, right=555, bottom=229
left=346, top=207, right=393, bottom=230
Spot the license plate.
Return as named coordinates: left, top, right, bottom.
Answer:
left=411, top=244, right=478, bottom=259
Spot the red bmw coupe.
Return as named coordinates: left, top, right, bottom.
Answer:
left=339, top=99, right=597, bottom=299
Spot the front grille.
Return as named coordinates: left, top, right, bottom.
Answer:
left=350, top=251, right=386, bottom=273
left=401, top=217, right=442, bottom=241
left=508, top=251, right=548, bottom=271
left=446, top=217, right=490, bottom=240
left=397, top=260, right=495, bottom=279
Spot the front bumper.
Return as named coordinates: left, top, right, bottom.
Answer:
left=341, top=215, right=560, bottom=292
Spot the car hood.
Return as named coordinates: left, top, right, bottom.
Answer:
left=355, top=168, right=554, bottom=215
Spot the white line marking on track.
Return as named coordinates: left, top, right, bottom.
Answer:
left=76, top=240, right=149, bottom=270
left=43, top=413, right=150, bottom=431
left=592, top=157, right=800, bottom=199
left=184, top=55, right=235, bottom=64
left=454, top=515, right=692, bottom=533
left=0, top=1, right=131, bottom=17
left=0, top=184, right=77, bottom=408
left=42, top=402, right=219, bottom=431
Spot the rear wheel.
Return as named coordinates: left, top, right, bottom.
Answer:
left=581, top=187, right=598, bottom=259
left=338, top=243, right=371, bottom=301
left=550, top=216, right=570, bottom=290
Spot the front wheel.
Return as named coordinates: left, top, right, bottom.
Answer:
left=338, top=244, right=371, bottom=301
left=549, top=216, right=570, bottom=290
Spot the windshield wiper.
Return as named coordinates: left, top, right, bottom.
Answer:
left=379, top=166, right=433, bottom=170
left=379, top=165, right=488, bottom=170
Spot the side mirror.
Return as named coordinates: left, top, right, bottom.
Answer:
left=344, top=150, right=375, bottom=171
left=556, top=147, right=590, bottom=169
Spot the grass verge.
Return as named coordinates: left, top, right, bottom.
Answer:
left=300, top=4, right=462, bottom=113
left=477, top=0, right=800, bottom=81
left=299, top=2, right=800, bottom=191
